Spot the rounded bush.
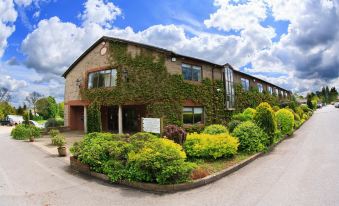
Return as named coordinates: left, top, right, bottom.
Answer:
left=254, top=102, right=277, bottom=144
left=232, top=121, right=268, bottom=153
left=275, top=109, right=294, bottom=135
left=202, top=124, right=228, bottom=135
left=184, top=133, right=239, bottom=159
left=127, top=138, right=196, bottom=184
left=243, top=108, right=256, bottom=119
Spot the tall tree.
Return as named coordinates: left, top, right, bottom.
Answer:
left=36, top=96, right=58, bottom=119
left=25, top=92, right=43, bottom=114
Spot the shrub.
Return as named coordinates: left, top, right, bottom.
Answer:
left=45, top=118, right=57, bottom=128
left=275, top=109, right=294, bottom=135
left=183, top=124, right=205, bottom=134
left=228, top=120, right=242, bottom=133
left=232, top=113, right=252, bottom=122
left=243, top=108, right=256, bottom=119
left=202, top=124, right=228, bottom=135
left=272, top=106, right=280, bottom=112
left=294, top=107, right=304, bottom=118
left=184, top=133, right=239, bottom=159
left=53, top=134, right=66, bottom=147
left=254, top=102, right=277, bottom=145
left=163, top=125, right=187, bottom=145
left=232, top=121, right=268, bottom=153
left=11, top=124, right=41, bottom=140
left=128, top=138, right=196, bottom=184
left=300, top=104, right=311, bottom=113
left=72, top=132, right=194, bottom=184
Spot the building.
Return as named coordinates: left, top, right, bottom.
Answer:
left=62, top=36, right=291, bottom=133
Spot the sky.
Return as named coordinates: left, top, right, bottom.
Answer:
left=0, top=0, right=339, bottom=106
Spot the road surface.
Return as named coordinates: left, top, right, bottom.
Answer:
left=0, top=106, right=339, bottom=206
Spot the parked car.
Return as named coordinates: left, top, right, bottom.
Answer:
left=6, top=115, right=24, bottom=126
left=317, top=103, right=323, bottom=108
left=22, top=120, right=45, bottom=129
left=335, top=102, right=339, bottom=108
left=0, top=120, right=11, bottom=126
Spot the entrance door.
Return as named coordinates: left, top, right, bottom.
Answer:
left=123, top=107, right=138, bottom=133
left=70, top=106, right=84, bottom=130
left=107, top=106, right=118, bottom=132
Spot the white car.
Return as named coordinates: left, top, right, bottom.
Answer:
left=335, top=102, right=339, bottom=108
left=28, top=120, right=45, bottom=129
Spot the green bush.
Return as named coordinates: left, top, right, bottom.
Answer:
left=294, top=106, right=304, bottom=118
left=231, top=113, right=252, bottom=122
left=184, top=133, right=239, bottom=159
left=243, top=108, right=256, bottom=119
left=272, top=106, right=280, bottom=112
left=128, top=138, right=196, bottom=184
left=53, top=134, right=66, bottom=147
left=254, top=102, right=277, bottom=145
left=275, top=109, right=294, bottom=135
left=228, top=119, right=242, bottom=133
left=11, top=124, right=41, bottom=140
left=71, top=132, right=194, bottom=184
left=232, top=121, right=268, bottom=153
left=183, top=124, right=205, bottom=134
left=202, top=124, right=228, bottom=135
left=300, top=104, right=311, bottom=113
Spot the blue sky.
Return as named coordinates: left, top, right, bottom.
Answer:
left=0, top=0, right=338, bottom=106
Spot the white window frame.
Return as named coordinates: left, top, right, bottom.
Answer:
left=224, top=66, right=235, bottom=110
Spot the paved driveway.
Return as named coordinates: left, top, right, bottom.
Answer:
left=0, top=106, right=339, bottom=206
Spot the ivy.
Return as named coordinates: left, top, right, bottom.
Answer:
left=87, top=100, right=102, bottom=133
left=81, top=41, right=226, bottom=126
left=81, top=40, right=281, bottom=127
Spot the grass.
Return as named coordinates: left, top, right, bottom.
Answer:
left=190, top=153, right=253, bottom=177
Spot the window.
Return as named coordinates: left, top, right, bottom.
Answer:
left=257, top=83, right=263, bottom=93
left=224, top=66, right=235, bottom=109
left=182, top=64, right=202, bottom=81
left=275, top=88, right=279, bottom=95
left=183, top=107, right=203, bottom=124
left=88, top=69, right=117, bottom=88
left=241, top=78, right=250, bottom=91
left=268, top=86, right=273, bottom=95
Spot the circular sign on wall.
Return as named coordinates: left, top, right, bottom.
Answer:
left=100, top=47, right=107, bottom=55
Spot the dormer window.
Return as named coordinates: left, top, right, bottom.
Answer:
left=88, top=69, right=117, bottom=88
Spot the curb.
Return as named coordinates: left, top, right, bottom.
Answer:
left=70, top=135, right=288, bottom=193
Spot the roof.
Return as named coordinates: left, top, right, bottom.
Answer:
left=62, top=36, right=291, bottom=93
left=62, top=36, right=221, bottom=77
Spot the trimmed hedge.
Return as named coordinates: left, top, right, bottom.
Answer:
left=275, top=109, right=294, bottom=135
left=232, top=121, right=269, bottom=153
left=184, top=133, right=239, bottom=159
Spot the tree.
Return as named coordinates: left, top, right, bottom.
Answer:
left=0, top=87, right=11, bottom=102
left=36, top=96, right=58, bottom=119
left=58, top=102, right=64, bottom=118
left=0, top=102, right=16, bottom=119
left=329, top=87, right=338, bottom=102
left=16, top=106, right=24, bottom=115
left=25, top=92, right=43, bottom=114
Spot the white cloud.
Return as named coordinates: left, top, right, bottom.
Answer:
left=14, top=0, right=32, bottom=7
left=80, top=0, right=122, bottom=28
left=0, top=0, right=18, bottom=58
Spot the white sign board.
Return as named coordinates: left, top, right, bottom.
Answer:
left=142, top=118, right=161, bottom=134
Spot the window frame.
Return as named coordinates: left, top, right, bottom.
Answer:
left=182, top=106, right=204, bottom=124
left=87, top=68, right=117, bottom=89
left=224, top=66, right=235, bottom=110
left=241, top=78, right=250, bottom=91
left=257, top=83, right=263, bottom=93
left=181, top=63, right=202, bottom=82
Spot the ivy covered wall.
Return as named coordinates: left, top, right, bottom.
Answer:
left=81, top=41, right=226, bottom=126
